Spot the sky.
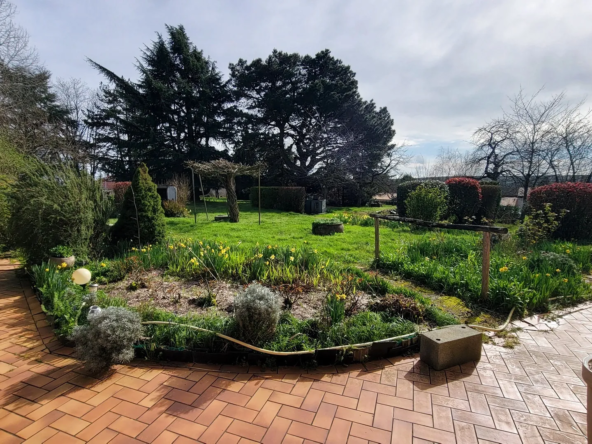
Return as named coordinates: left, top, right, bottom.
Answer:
left=13, top=0, right=592, bottom=173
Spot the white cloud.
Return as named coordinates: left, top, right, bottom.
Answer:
left=14, top=0, right=592, bottom=159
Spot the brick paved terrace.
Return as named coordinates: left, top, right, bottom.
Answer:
left=0, top=258, right=589, bottom=443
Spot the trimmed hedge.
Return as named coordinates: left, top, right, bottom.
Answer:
left=250, top=187, right=306, bottom=213
left=445, top=177, right=482, bottom=223
left=529, top=182, right=592, bottom=240
left=397, top=180, right=448, bottom=217
left=478, top=181, right=502, bottom=223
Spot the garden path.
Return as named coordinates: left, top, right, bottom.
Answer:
left=0, top=259, right=589, bottom=443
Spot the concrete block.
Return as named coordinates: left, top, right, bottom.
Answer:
left=420, top=325, right=482, bottom=371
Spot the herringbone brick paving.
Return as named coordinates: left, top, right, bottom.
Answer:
left=0, top=259, right=589, bottom=443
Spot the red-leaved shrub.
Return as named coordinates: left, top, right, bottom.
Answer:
left=528, top=182, right=592, bottom=240
left=113, top=182, right=131, bottom=208
left=445, top=177, right=482, bottom=223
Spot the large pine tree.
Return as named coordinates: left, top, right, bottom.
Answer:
left=87, top=25, right=231, bottom=182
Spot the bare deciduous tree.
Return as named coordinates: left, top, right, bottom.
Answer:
left=0, top=0, right=37, bottom=69
left=471, top=119, right=515, bottom=180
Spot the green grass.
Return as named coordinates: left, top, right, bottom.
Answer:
left=164, top=200, right=476, bottom=265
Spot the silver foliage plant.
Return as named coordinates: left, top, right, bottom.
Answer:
left=71, top=307, right=143, bottom=374
left=234, top=283, right=281, bottom=344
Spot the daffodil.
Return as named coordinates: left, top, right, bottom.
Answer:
left=267, top=245, right=272, bottom=249
left=45, top=268, right=49, bottom=272
left=265, top=261, right=269, bottom=265
left=566, top=249, right=571, bottom=254
left=546, top=273, right=551, bottom=277
left=169, top=245, right=174, bottom=250
left=556, top=269, right=561, bottom=273
left=100, top=263, right=106, bottom=267
left=141, top=249, right=146, bottom=253
left=499, top=266, right=509, bottom=273
left=522, top=256, right=527, bottom=260
left=563, top=278, right=568, bottom=283
left=61, top=262, right=67, bottom=268
left=290, top=256, right=294, bottom=261
left=313, top=249, right=317, bottom=254
left=290, top=248, right=296, bottom=253
left=270, top=255, right=275, bottom=260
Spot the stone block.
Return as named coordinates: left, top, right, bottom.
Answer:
left=420, top=325, right=482, bottom=371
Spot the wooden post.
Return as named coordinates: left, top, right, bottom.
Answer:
left=374, top=217, right=380, bottom=261
left=191, top=170, right=197, bottom=224
left=481, top=231, right=491, bottom=300
left=198, top=174, right=208, bottom=220
left=258, top=169, right=261, bottom=225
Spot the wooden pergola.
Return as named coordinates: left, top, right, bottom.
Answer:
left=371, top=213, right=509, bottom=300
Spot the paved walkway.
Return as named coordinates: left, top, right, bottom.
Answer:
left=0, top=259, right=589, bottom=443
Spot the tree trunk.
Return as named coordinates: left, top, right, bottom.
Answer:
left=226, top=174, right=239, bottom=222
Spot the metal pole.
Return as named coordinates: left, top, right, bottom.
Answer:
left=198, top=174, right=208, bottom=220
left=374, top=217, right=380, bottom=262
left=258, top=169, right=261, bottom=225
left=191, top=170, right=197, bottom=224
left=481, top=231, right=491, bottom=300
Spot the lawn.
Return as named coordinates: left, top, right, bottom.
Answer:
left=166, top=200, right=476, bottom=266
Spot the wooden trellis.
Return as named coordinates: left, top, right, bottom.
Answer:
left=371, top=214, right=509, bottom=300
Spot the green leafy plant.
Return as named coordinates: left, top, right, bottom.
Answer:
left=324, top=293, right=347, bottom=325
left=518, top=203, right=566, bottom=246
left=477, top=181, right=502, bottom=223
left=397, top=180, right=448, bottom=217
left=445, top=177, right=482, bottom=223
left=162, top=200, right=190, bottom=218
left=496, top=205, right=521, bottom=224
left=111, top=163, right=166, bottom=246
left=49, top=245, right=74, bottom=258
left=405, top=184, right=448, bottom=222
left=234, top=283, right=281, bottom=344
left=71, top=307, right=143, bottom=374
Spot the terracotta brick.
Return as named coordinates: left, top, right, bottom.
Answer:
left=76, top=411, right=120, bottom=441
left=57, top=399, right=93, bottom=417
left=376, top=393, right=413, bottom=410
left=349, top=422, right=391, bottom=444
left=278, top=405, right=315, bottom=424
left=189, top=374, right=217, bottom=394
left=227, top=419, right=267, bottom=442
left=261, top=416, right=291, bottom=444
left=222, top=403, right=258, bottom=422
left=413, top=424, right=456, bottom=444
left=253, top=401, right=282, bottom=427
left=136, top=413, right=176, bottom=443
left=199, top=414, right=234, bottom=444
left=191, top=386, right=223, bottom=409
left=165, top=401, right=202, bottom=421
left=196, top=399, right=228, bottom=426
left=112, top=400, right=149, bottom=420
left=312, top=402, right=337, bottom=429
left=52, top=414, right=90, bottom=435
left=343, top=377, right=363, bottom=399
left=44, top=431, right=85, bottom=444
left=113, top=387, right=148, bottom=404
left=21, top=427, right=60, bottom=443
left=262, top=379, right=295, bottom=394
left=475, top=425, right=523, bottom=444
left=137, top=398, right=174, bottom=424
left=217, top=390, right=251, bottom=407
left=217, top=432, right=241, bottom=444
left=393, top=408, right=432, bottom=427
left=151, top=430, right=179, bottom=444
left=108, top=416, right=148, bottom=438
left=15, top=409, right=64, bottom=439
left=167, top=417, right=206, bottom=440
left=392, top=418, right=412, bottom=444
left=323, top=392, right=359, bottom=410
left=287, top=421, right=329, bottom=443
left=271, top=391, right=306, bottom=409
left=373, top=403, right=393, bottom=431
left=161, top=376, right=194, bottom=391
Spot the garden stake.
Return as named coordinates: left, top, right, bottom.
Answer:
left=481, top=231, right=491, bottom=300
left=374, top=216, right=380, bottom=261
left=191, top=170, right=197, bottom=224
left=258, top=168, right=261, bottom=225
left=198, top=173, right=208, bottom=220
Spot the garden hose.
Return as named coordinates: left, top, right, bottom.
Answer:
left=466, top=307, right=516, bottom=333
left=140, top=321, right=417, bottom=357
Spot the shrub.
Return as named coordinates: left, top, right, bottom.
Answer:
left=111, top=163, right=166, bottom=246
left=529, top=182, right=592, bottom=240
left=49, top=245, right=74, bottom=258
left=369, top=294, right=425, bottom=322
left=162, top=200, right=190, bottom=218
left=445, top=177, right=482, bottom=223
left=518, top=203, right=565, bottom=245
left=234, top=283, right=281, bottom=344
left=8, top=160, right=114, bottom=263
left=405, top=184, right=448, bottom=222
left=250, top=187, right=306, bottom=213
left=71, top=307, right=143, bottom=374
left=478, top=181, right=502, bottom=223
left=397, top=180, right=447, bottom=217
left=496, top=205, right=520, bottom=224
left=112, top=182, right=131, bottom=210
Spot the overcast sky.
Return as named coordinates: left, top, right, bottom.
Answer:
left=14, top=0, right=592, bottom=172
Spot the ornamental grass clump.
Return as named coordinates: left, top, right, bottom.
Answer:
left=71, top=307, right=143, bottom=374
left=234, top=283, right=281, bottom=345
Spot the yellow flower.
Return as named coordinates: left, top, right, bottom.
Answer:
left=499, top=266, right=509, bottom=273
left=556, top=269, right=561, bottom=273
left=267, top=245, right=272, bottom=249
left=57, top=265, right=61, bottom=270
left=290, top=256, right=294, bottom=261
left=179, top=243, right=186, bottom=248
left=257, top=253, right=263, bottom=258
left=45, top=268, right=49, bottom=272
left=290, top=248, right=296, bottom=253
left=169, top=245, right=174, bottom=250
left=522, top=256, right=527, bottom=260
left=274, top=244, right=278, bottom=248
left=132, top=247, right=137, bottom=251
left=100, top=263, right=106, bottom=267
left=535, top=273, right=540, bottom=277
left=425, top=257, right=430, bottom=261
left=199, top=241, right=203, bottom=245
left=225, top=254, right=228, bottom=259
left=546, top=273, right=551, bottom=277
left=61, top=262, right=67, bottom=268
left=313, top=249, right=317, bottom=254
left=303, top=240, right=308, bottom=244
left=270, top=255, right=275, bottom=260
left=563, top=278, right=568, bottom=283
left=141, top=249, right=146, bottom=253
left=265, top=261, right=269, bottom=265
left=566, top=249, right=570, bottom=254
left=200, top=252, right=204, bottom=257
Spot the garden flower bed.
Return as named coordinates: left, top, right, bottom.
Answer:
left=30, top=239, right=458, bottom=367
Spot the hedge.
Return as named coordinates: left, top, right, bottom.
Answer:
left=478, top=181, right=502, bottom=223
left=397, top=180, right=448, bottom=217
left=250, top=187, right=306, bottom=213
left=445, top=177, right=482, bottom=223
left=529, top=182, right=592, bottom=240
